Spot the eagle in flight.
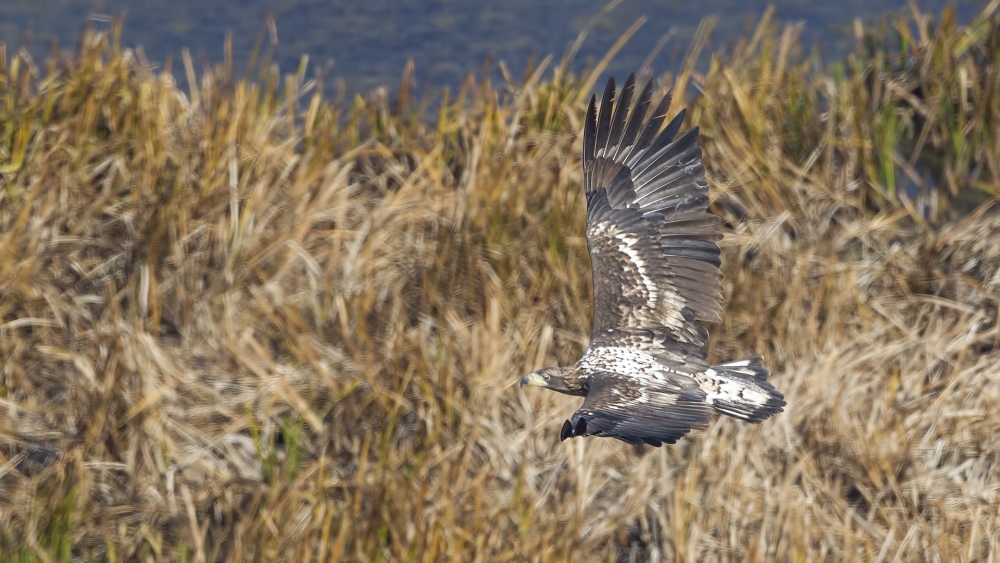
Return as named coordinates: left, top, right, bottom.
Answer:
left=519, top=74, right=785, bottom=447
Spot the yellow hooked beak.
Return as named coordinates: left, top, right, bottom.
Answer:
left=519, top=372, right=547, bottom=389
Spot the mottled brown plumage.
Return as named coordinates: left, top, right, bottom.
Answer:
left=520, top=74, right=785, bottom=447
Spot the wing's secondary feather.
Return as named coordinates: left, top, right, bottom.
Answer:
left=590, top=327, right=709, bottom=361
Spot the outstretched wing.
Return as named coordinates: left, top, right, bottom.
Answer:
left=560, top=370, right=712, bottom=447
left=583, top=74, right=723, bottom=346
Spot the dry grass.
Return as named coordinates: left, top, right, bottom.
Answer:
left=2, top=3, right=1000, bottom=561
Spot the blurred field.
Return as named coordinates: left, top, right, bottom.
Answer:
left=2, top=3, right=1000, bottom=561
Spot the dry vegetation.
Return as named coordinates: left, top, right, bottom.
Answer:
left=2, top=3, right=1000, bottom=561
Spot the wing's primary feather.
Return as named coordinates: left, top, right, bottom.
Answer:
left=605, top=74, right=634, bottom=160
left=614, top=78, right=652, bottom=164
left=583, top=95, right=598, bottom=194
left=595, top=79, right=616, bottom=159
left=626, top=90, right=674, bottom=170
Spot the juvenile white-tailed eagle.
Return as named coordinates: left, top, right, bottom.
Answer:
left=520, top=74, right=785, bottom=447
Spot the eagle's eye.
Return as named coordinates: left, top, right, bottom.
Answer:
left=543, top=373, right=550, bottom=380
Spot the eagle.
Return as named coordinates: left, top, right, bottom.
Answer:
left=519, top=74, right=785, bottom=447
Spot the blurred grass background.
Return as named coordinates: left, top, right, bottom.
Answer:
left=2, top=2, right=1000, bottom=561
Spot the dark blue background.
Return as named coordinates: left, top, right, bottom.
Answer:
left=0, top=1, right=982, bottom=95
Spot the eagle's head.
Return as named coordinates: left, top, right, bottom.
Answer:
left=519, top=367, right=587, bottom=396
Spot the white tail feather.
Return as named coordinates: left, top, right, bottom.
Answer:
left=699, top=356, right=784, bottom=422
